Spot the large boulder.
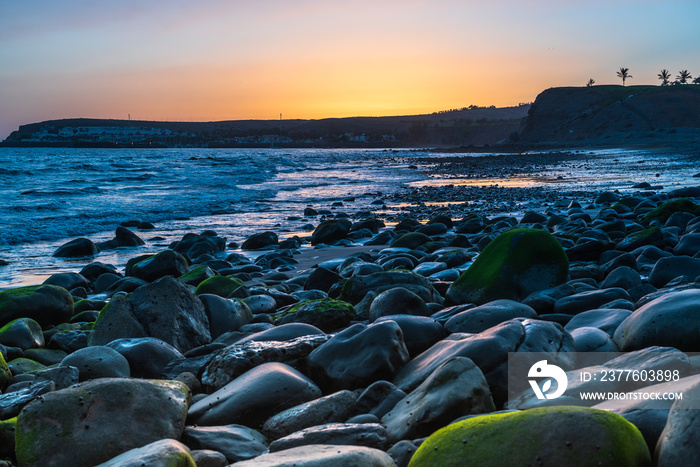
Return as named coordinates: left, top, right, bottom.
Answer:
left=241, top=231, right=278, bottom=250
left=0, top=285, right=73, bottom=328
left=614, top=289, right=700, bottom=351
left=408, top=407, right=650, bottom=467
left=382, top=357, right=495, bottom=442
left=188, top=362, right=321, bottom=428
left=53, top=238, right=98, bottom=258
left=307, top=321, right=410, bottom=391
left=445, top=228, right=568, bottom=305
left=15, top=378, right=190, bottom=467
left=90, top=276, right=211, bottom=353
left=654, top=382, right=700, bottom=466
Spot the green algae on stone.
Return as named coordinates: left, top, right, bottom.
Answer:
left=7, top=357, right=45, bottom=375
left=409, top=406, right=651, bottom=467
left=178, top=264, right=216, bottom=287
left=194, top=275, right=243, bottom=297
left=73, top=299, right=107, bottom=314
left=0, top=285, right=73, bottom=328
left=275, top=298, right=355, bottom=332
left=616, top=226, right=664, bottom=251
left=642, top=198, right=700, bottom=225
left=445, top=228, right=568, bottom=305
left=0, top=353, right=11, bottom=390
left=0, top=417, right=16, bottom=458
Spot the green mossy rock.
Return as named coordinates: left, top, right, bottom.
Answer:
left=276, top=298, right=355, bottom=332
left=617, top=226, right=664, bottom=252
left=0, top=417, right=16, bottom=457
left=446, top=228, right=569, bottom=305
left=0, top=318, right=44, bottom=350
left=0, top=353, right=11, bottom=390
left=7, top=357, right=45, bottom=375
left=642, top=198, right=699, bottom=225
left=194, top=275, right=243, bottom=297
left=409, top=406, right=651, bottom=467
left=0, top=285, right=73, bottom=329
left=97, top=439, right=196, bottom=467
left=178, top=264, right=216, bottom=287
left=73, top=299, right=107, bottom=314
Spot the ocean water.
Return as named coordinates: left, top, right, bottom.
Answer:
left=1, top=147, right=698, bottom=288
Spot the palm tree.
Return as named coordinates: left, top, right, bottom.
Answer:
left=677, top=70, right=692, bottom=84
left=658, top=69, right=671, bottom=86
left=586, top=78, right=595, bottom=87
left=617, top=67, right=632, bottom=86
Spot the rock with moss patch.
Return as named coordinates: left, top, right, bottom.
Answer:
left=642, top=198, right=699, bottom=225
left=97, top=439, right=195, bottom=467
left=276, top=298, right=355, bottom=332
left=446, top=228, right=569, bottom=305
left=0, top=354, right=12, bottom=390
left=0, top=318, right=44, bottom=350
left=0, top=285, right=73, bottom=328
left=408, top=406, right=651, bottom=467
left=617, top=227, right=665, bottom=251
left=194, top=275, right=244, bottom=298
left=15, top=378, right=190, bottom=467
left=178, top=264, right=216, bottom=287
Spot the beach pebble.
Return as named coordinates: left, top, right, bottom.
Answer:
left=15, top=378, right=190, bottom=467
left=374, top=315, right=444, bottom=357
left=181, top=424, right=269, bottom=463
left=653, top=381, right=700, bottom=466
left=391, top=232, right=431, bottom=249
left=269, top=423, right=389, bottom=452
left=368, top=287, right=429, bottom=322
left=59, top=346, right=131, bottom=381
left=553, top=287, right=631, bottom=315
left=262, top=390, right=357, bottom=440
left=569, top=326, right=619, bottom=352
left=43, top=272, right=90, bottom=291
left=199, top=294, right=253, bottom=337
left=564, top=308, right=632, bottom=336
left=93, top=439, right=195, bottom=467
left=0, top=318, right=44, bottom=350
left=338, top=270, right=443, bottom=305
left=241, top=231, right=278, bottom=250
left=311, top=219, right=351, bottom=245
left=191, top=450, right=227, bottom=467
left=600, top=266, right=641, bottom=289
left=382, top=357, right=494, bottom=443
left=229, top=444, right=397, bottom=467
left=105, top=337, right=184, bottom=378
left=79, top=261, right=119, bottom=282
left=307, top=321, right=409, bottom=391
left=648, top=256, right=700, bottom=288
left=276, top=298, right=354, bottom=332
left=614, top=289, right=700, bottom=351
left=444, top=299, right=537, bottom=334
left=52, top=237, right=98, bottom=258
left=188, top=362, right=321, bottom=427
left=303, top=267, right=342, bottom=293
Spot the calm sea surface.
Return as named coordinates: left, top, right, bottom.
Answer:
left=1, top=147, right=698, bottom=288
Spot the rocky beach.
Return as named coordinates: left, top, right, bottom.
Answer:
left=2, top=147, right=700, bottom=466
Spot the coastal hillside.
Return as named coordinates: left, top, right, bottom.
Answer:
left=2, top=105, right=529, bottom=148
left=518, top=85, right=700, bottom=145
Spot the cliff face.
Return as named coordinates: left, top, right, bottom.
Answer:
left=519, top=85, right=700, bottom=144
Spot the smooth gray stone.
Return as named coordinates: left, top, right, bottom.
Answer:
left=182, top=424, right=269, bottom=463
left=105, top=337, right=184, bottom=379
left=564, top=308, right=632, bottom=336
left=374, top=315, right=444, bottom=357
left=444, top=299, right=537, bottom=334
left=654, top=380, right=700, bottom=466
left=230, top=444, right=397, bottom=467
left=553, top=287, right=631, bottom=315
left=269, top=423, right=389, bottom=452
left=59, top=346, right=131, bottom=381
left=96, top=439, right=194, bottom=467
left=368, top=287, right=429, bottom=323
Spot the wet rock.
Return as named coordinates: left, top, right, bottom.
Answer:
left=311, top=219, right=352, bottom=246
left=198, top=294, right=252, bottom=338
left=44, top=272, right=90, bottom=291
left=564, top=308, right=632, bottom=336
left=182, top=424, right=269, bottom=463
left=337, top=271, right=443, bottom=305
left=59, top=346, right=130, bottom=381
left=0, top=284, right=73, bottom=328
left=617, top=226, right=665, bottom=251
left=553, top=287, right=631, bottom=315
left=307, top=321, right=410, bottom=391
left=95, top=439, right=195, bottom=467
left=304, top=267, right=342, bottom=293
left=262, top=390, right=357, bottom=440
left=0, top=379, right=54, bottom=419
left=194, top=275, right=244, bottom=298
left=79, top=262, right=119, bottom=283
left=654, top=379, right=700, bottom=466
left=188, top=362, right=321, bottom=428
left=355, top=381, right=407, bottom=419
left=570, top=326, right=619, bottom=352
left=648, top=256, right=700, bottom=288
left=242, top=294, right=280, bottom=314
left=368, top=287, right=429, bottom=323
left=444, top=300, right=537, bottom=334
left=15, top=378, right=190, bottom=467
left=202, top=334, right=330, bottom=391
left=269, top=423, right=389, bottom=452
left=446, top=228, right=569, bottom=305
left=130, top=250, right=189, bottom=282
left=241, top=231, right=279, bottom=250
left=230, top=444, right=397, bottom=467
left=374, top=315, right=444, bottom=357
left=53, top=238, right=98, bottom=258
left=276, top=298, right=354, bottom=332
left=0, top=318, right=44, bottom=350
left=409, top=407, right=650, bottom=467
left=615, top=289, right=700, bottom=351
left=105, top=337, right=185, bottom=378
left=382, top=357, right=494, bottom=443
left=391, top=232, right=431, bottom=249
left=178, top=264, right=216, bottom=287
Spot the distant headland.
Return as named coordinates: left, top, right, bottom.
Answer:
left=3, top=85, right=700, bottom=150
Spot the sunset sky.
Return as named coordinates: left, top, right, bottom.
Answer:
left=1, top=0, right=699, bottom=139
